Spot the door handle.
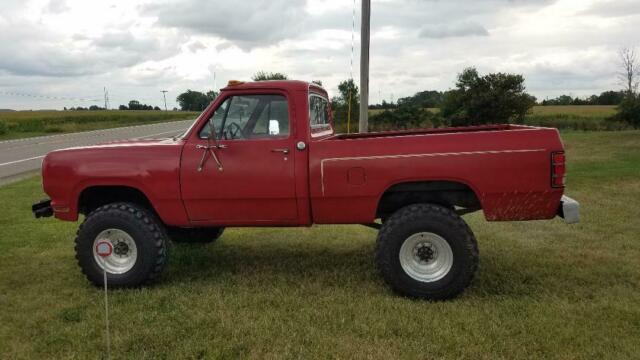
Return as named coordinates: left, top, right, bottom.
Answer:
left=197, top=144, right=228, bottom=150
left=271, top=148, right=290, bottom=155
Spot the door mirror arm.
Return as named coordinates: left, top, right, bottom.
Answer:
left=197, top=120, right=226, bottom=172
left=196, top=145, right=224, bottom=172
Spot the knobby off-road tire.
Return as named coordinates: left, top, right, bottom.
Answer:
left=75, top=202, right=168, bottom=287
left=168, top=227, right=225, bottom=244
left=376, top=203, right=479, bottom=300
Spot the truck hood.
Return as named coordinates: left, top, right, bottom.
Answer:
left=43, top=137, right=184, bottom=175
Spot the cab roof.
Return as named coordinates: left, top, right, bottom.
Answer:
left=221, top=80, right=327, bottom=95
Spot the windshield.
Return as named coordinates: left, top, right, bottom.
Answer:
left=174, top=100, right=217, bottom=140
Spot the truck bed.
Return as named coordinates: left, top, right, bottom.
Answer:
left=309, top=124, right=564, bottom=224
left=326, top=124, right=536, bottom=141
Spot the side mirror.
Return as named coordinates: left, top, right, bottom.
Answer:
left=269, top=120, right=280, bottom=135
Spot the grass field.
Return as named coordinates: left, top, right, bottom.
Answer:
left=0, top=110, right=200, bottom=140
left=1, top=131, right=639, bottom=358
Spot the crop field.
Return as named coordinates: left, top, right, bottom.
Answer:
left=368, top=105, right=622, bottom=131
left=0, top=106, right=622, bottom=142
left=530, top=105, right=616, bottom=117
left=0, top=110, right=199, bottom=140
left=1, top=131, right=639, bottom=359
left=524, top=105, right=621, bottom=131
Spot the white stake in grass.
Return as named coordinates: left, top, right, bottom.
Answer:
left=95, top=241, right=113, bottom=360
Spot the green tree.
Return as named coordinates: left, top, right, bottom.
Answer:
left=332, top=79, right=360, bottom=132
left=597, top=91, right=625, bottom=105
left=206, top=91, right=218, bottom=102
left=176, top=90, right=217, bottom=112
left=442, top=67, right=536, bottom=126
left=614, top=93, right=640, bottom=128
left=125, top=100, right=154, bottom=110
left=370, top=103, right=445, bottom=131
left=128, top=100, right=142, bottom=110
left=397, top=90, right=445, bottom=109
left=252, top=71, right=288, bottom=81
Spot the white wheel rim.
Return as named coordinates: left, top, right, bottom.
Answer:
left=93, top=229, right=138, bottom=274
left=399, top=232, right=453, bottom=283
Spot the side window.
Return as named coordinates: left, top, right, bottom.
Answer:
left=199, top=95, right=289, bottom=140
left=252, top=97, right=289, bottom=138
left=309, top=94, right=331, bottom=136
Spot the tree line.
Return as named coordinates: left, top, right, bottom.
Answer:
left=328, top=67, right=537, bottom=131
left=173, top=56, right=640, bottom=130
left=540, top=91, right=626, bottom=106
left=73, top=47, right=640, bottom=131
left=334, top=46, right=640, bottom=130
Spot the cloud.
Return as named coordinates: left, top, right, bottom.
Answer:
left=92, top=32, right=158, bottom=51
left=0, top=0, right=637, bottom=111
left=46, top=0, right=70, bottom=14
left=581, top=0, right=640, bottom=18
left=188, top=41, right=207, bottom=52
left=143, top=0, right=307, bottom=49
left=419, top=23, right=490, bottom=39
left=0, top=24, right=96, bottom=77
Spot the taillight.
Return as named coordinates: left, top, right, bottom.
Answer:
left=551, top=151, right=566, bottom=188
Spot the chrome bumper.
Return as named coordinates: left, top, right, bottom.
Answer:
left=558, top=195, right=580, bottom=224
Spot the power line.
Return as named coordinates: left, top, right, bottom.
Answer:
left=0, top=91, right=102, bottom=102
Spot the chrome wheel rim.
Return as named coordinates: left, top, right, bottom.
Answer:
left=399, top=232, right=453, bottom=283
left=93, top=229, right=138, bottom=274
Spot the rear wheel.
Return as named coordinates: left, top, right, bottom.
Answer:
left=168, top=227, right=225, bottom=244
left=75, top=202, right=168, bottom=287
left=376, top=203, right=479, bottom=300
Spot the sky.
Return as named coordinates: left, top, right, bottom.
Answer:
left=0, top=0, right=638, bottom=110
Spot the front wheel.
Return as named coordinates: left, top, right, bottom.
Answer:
left=375, top=203, right=479, bottom=300
left=75, top=203, right=168, bottom=287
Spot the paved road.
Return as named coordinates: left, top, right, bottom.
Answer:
left=0, top=120, right=194, bottom=184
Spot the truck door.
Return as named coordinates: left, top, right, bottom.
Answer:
left=180, top=92, right=298, bottom=224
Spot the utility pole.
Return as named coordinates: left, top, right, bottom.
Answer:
left=103, top=87, right=109, bottom=110
left=161, top=90, right=168, bottom=111
left=213, top=67, right=217, bottom=93
left=359, top=0, right=371, bottom=133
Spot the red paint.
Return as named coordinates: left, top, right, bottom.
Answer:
left=41, top=80, right=567, bottom=227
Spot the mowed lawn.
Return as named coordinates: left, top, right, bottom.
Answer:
left=1, top=131, right=639, bottom=359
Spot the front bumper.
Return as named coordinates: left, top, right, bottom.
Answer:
left=558, top=195, right=580, bottom=224
left=32, top=199, right=53, bottom=219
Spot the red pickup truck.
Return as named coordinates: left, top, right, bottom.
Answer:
left=33, top=80, right=579, bottom=300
